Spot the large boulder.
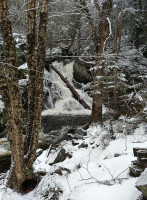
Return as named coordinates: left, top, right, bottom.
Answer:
left=73, top=60, right=92, bottom=84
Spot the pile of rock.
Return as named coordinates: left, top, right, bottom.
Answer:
left=130, top=147, right=147, bottom=198
left=130, top=147, right=147, bottom=177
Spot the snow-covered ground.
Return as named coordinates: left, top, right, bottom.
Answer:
left=0, top=124, right=146, bottom=200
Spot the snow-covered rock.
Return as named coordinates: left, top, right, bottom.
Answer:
left=136, top=168, right=147, bottom=197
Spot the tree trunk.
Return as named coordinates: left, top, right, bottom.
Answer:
left=0, top=0, right=25, bottom=191
left=90, top=54, right=104, bottom=123
left=26, top=0, right=49, bottom=167
left=90, top=0, right=113, bottom=124
left=24, top=0, right=37, bottom=154
left=51, top=65, right=91, bottom=110
left=0, top=0, right=49, bottom=192
left=113, top=1, right=123, bottom=104
left=113, top=2, right=119, bottom=104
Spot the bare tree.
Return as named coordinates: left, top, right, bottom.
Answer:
left=0, top=0, right=49, bottom=192
left=75, top=0, right=113, bottom=124
left=113, top=1, right=124, bottom=104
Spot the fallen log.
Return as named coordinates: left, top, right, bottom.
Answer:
left=50, top=64, right=91, bottom=110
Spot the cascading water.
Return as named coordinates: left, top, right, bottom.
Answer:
left=42, top=61, right=92, bottom=115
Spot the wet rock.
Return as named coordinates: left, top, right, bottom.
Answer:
left=136, top=168, right=147, bottom=197
left=68, top=133, right=83, bottom=140
left=41, top=114, right=90, bottom=133
left=76, top=128, right=87, bottom=136
left=54, top=167, right=71, bottom=176
left=78, top=143, right=88, bottom=149
left=73, top=60, right=91, bottom=84
left=72, top=140, right=79, bottom=146
left=114, top=153, right=121, bottom=157
left=36, top=148, right=43, bottom=157
left=50, top=148, right=72, bottom=165
left=39, top=127, right=72, bottom=149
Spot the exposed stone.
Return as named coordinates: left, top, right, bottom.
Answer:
left=78, top=143, right=88, bottom=149
left=136, top=169, right=147, bottom=197
left=54, top=167, right=71, bottom=176
left=41, top=114, right=90, bottom=133
left=130, top=147, right=147, bottom=178
left=129, top=165, right=144, bottom=177
left=73, top=60, right=91, bottom=84
left=39, top=127, right=71, bottom=149
left=76, top=128, right=87, bottom=136
left=50, top=148, right=71, bottom=165
left=72, top=140, right=79, bottom=146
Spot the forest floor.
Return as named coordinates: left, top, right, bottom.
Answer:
left=0, top=123, right=146, bottom=200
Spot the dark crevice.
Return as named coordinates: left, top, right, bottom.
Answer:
left=21, top=179, right=37, bottom=194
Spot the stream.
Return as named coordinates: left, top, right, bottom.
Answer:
left=0, top=61, right=92, bottom=172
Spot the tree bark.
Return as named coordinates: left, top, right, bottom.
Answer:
left=26, top=0, right=49, bottom=167
left=51, top=64, right=91, bottom=110
left=78, top=0, right=98, bottom=49
left=76, top=0, right=112, bottom=124
left=113, top=1, right=124, bottom=104
left=0, top=0, right=25, bottom=191
left=113, top=2, right=119, bottom=104
left=0, top=0, right=50, bottom=192
left=90, top=0, right=113, bottom=124
left=24, top=0, right=37, bottom=154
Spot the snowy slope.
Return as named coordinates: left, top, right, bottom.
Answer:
left=0, top=124, right=146, bottom=200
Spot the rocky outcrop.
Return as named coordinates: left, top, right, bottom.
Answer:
left=38, top=126, right=87, bottom=150
left=136, top=168, right=147, bottom=197
left=73, top=60, right=93, bottom=84
left=41, top=113, right=90, bottom=133
left=130, top=148, right=147, bottom=177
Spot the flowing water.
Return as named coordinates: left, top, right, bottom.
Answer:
left=0, top=61, right=92, bottom=170
left=42, top=61, right=92, bottom=116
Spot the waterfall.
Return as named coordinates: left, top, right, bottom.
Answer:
left=42, top=61, right=92, bottom=115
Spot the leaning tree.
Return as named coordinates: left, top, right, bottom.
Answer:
left=0, top=0, right=49, bottom=192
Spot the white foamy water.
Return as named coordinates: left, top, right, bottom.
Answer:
left=42, top=61, right=92, bottom=115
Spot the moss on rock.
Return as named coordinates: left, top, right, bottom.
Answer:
left=73, top=61, right=90, bottom=84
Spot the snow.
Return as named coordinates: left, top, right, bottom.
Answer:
left=18, top=63, right=27, bottom=70
left=0, top=95, right=4, bottom=112
left=19, top=78, right=28, bottom=87
left=70, top=179, right=139, bottom=200
left=136, top=168, right=147, bottom=187
left=0, top=123, right=145, bottom=200
left=46, top=47, right=62, bottom=56
left=0, top=99, right=4, bottom=113
left=0, top=59, right=146, bottom=199
left=103, top=17, right=112, bottom=53
left=32, top=125, right=144, bottom=200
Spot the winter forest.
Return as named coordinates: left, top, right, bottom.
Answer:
left=0, top=0, right=147, bottom=199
